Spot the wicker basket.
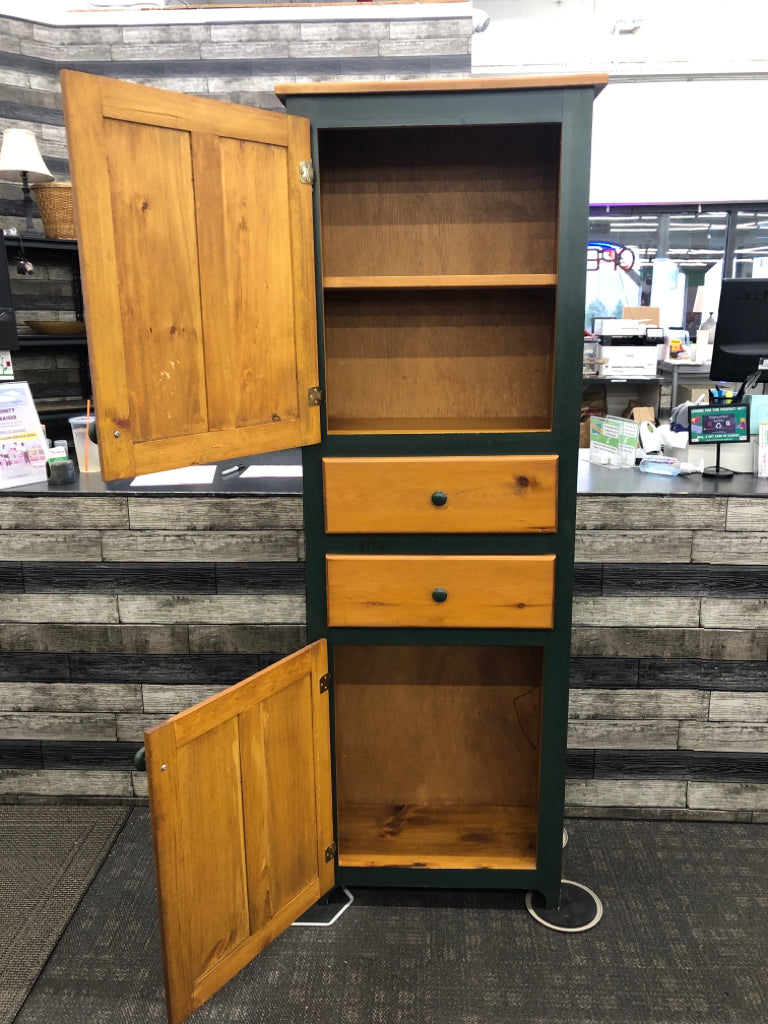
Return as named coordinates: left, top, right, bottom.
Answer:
left=31, top=181, right=76, bottom=240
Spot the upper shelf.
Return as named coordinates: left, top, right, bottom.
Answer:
left=323, top=274, right=558, bottom=290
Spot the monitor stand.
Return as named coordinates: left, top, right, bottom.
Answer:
left=702, top=442, right=733, bottom=479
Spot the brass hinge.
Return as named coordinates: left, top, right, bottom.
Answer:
left=324, top=841, right=337, bottom=862
left=299, top=160, right=315, bottom=185
left=308, top=386, right=322, bottom=407
left=319, top=673, right=331, bottom=694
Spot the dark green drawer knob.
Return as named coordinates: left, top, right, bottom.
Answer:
left=133, top=746, right=146, bottom=772
left=432, top=587, right=448, bottom=603
left=431, top=491, right=448, bottom=506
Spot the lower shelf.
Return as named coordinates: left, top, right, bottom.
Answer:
left=337, top=803, right=538, bottom=871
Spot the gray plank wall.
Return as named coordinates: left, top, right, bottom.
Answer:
left=0, top=8, right=471, bottom=407
left=1, top=490, right=767, bottom=823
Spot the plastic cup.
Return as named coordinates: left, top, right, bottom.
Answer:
left=68, top=414, right=100, bottom=473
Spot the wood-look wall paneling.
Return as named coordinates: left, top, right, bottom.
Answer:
left=576, top=495, right=728, bottom=531
left=679, top=723, right=768, bottom=753
left=101, top=531, right=300, bottom=562
left=569, top=689, right=709, bottom=721
left=1, top=485, right=768, bottom=818
left=0, top=496, right=128, bottom=529
left=23, top=562, right=218, bottom=594
left=594, top=749, right=768, bottom=782
left=572, top=596, right=701, bottom=628
left=0, top=563, right=23, bottom=592
left=0, top=532, right=103, bottom=561
left=126, top=496, right=303, bottom=531
left=115, top=594, right=306, bottom=625
left=569, top=657, right=640, bottom=689
left=693, top=531, right=768, bottom=564
left=575, top=531, right=693, bottom=563
left=68, top=653, right=280, bottom=685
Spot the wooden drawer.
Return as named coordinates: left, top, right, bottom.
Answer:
left=326, top=554, right=555, bottom=629
left=323, top=456, right=558, bottom=534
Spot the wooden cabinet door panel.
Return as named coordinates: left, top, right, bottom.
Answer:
left=144, top=640, right=333, bottom=1024
left=61, top=71, right=319, bottom=481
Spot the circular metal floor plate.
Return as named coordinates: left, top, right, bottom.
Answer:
left=525, top=880, right=603, bottom=933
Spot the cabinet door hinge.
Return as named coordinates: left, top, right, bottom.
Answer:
left=308, top=386, right=322, bottom=407
left=324, top=841, right=337, bottom=862
left=319, top=673, right=331, bottom=694
left=299, top=160, right=315, bottom=186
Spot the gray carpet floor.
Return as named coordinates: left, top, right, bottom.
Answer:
left=0, top=805, right=129, bottom=1024
left=12, top=809, right=768, bottom=1024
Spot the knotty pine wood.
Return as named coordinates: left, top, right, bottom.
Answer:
left=323, top=274, right=558, bottom=289
left=62, top=71, right=320, bottom=481
left=318, top=125, right=560, bottom=279
left=275, top=75, right=609, bottom=99
left=333, top=645, right=542, bottom=809
left=326, top=554, right=555, bottom=629
left=323, top=455, right=558, bottom=534
left=145, top=641, right=332, bottom=1024
left=336, top=803, right=538, bottom=871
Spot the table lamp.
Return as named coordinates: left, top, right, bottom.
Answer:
left=0, top=129, right=54, bottom=236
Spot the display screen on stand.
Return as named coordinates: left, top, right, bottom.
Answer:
left=688, top=404, right=750, bottom=446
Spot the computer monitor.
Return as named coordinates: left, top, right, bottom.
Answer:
left=709, top=278, right=768, bottom=385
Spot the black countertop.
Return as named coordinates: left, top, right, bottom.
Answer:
left=3, top=448, right=768, bottom=499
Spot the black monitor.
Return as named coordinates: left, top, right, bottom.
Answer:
left=709, top=278, right=768, bottom=385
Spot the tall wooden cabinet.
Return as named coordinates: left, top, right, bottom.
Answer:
left=61, top=71, right=605, bottom=1024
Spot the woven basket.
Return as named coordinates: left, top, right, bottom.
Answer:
left=31, top=181, right=76, bottom=239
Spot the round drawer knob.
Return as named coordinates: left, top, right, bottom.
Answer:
left=431, top=491, right=448, bottom=506
left=432, top=587, right=448, bottom=603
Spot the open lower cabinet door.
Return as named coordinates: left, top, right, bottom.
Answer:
left=60, top=70, right=320, bottom=481
left=144, top=640, right=334, bottom=1024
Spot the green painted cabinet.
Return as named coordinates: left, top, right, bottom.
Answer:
left=63, top=72, right=604, bottom=1024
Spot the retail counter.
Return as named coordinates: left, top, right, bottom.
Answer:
left=0, top=452, right=766, bottom=825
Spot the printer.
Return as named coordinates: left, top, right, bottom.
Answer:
left=592, top=319, right=662, bottom=379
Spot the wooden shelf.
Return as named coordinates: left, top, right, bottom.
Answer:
left=327, top=417, right=553, bottom=434
left=337, top=803, right=538, bottom=870
left=323, top=274, right=557, bottom=290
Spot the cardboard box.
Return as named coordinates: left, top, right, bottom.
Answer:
left=623, top=306, right=660, bottom=327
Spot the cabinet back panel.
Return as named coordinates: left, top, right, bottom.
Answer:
left=323, top=288, right=555, bottom=430
left=333, top=645, right=542, bottom=808
left=318, top=125, right=560, bottom=278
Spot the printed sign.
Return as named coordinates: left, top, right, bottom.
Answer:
left=0, top=382, right=49, bottom=489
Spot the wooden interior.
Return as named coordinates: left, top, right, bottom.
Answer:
left=333, top=645, right=542, bottom=869
left=322, top=287, right=556, bottom=432
left=318, top=125, right=560, bottom=278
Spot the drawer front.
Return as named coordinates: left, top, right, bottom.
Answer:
left=326, top=554, right=555, bottom=629
left=323, top=456, right=558, bottom=534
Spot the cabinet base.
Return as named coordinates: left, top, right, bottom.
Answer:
left=525, top=880, right=603, bottom=932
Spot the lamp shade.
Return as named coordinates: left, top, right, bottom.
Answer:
left=0, top=129, right=54, bottom=183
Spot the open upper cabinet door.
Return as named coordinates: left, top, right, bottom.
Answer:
left=60, top=71, right=320, bottom=481
left=144, top=640, right=334, bottom=1024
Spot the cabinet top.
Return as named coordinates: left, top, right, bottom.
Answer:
left=275, top=74, right=608, bottom=101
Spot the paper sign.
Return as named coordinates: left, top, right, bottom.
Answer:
left=239, top=465, right=302, bottom=479
left=0, top=381, right=49, bottom=489
left=131, top=465, right=217, bottom=486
